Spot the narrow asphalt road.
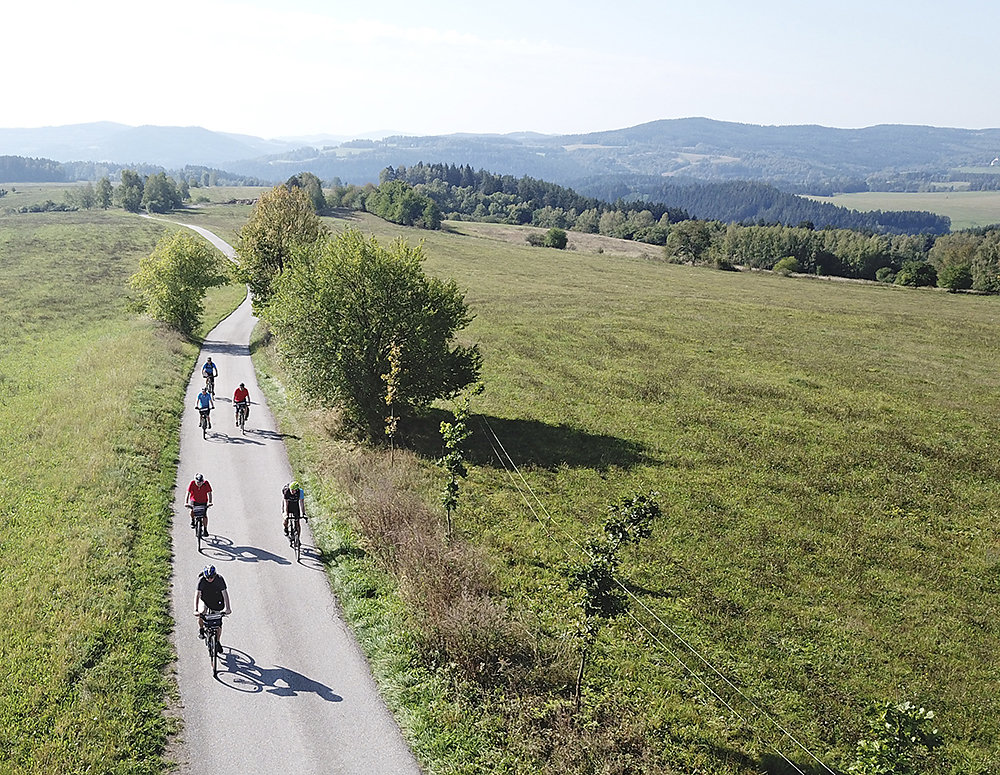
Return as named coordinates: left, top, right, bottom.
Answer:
left=168, top=224, right=422, bottom=774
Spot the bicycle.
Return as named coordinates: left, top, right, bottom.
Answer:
left=287, top=515, right=307, bottom=562
left=200, top=610, right=227, bottom=676
left=235, top=401, right=248, bottom=434
left=204, top=373, right=215, bottom=396
left=198, top=408, right=211, bottom=439
left=189, top=503, right=209, bottom=549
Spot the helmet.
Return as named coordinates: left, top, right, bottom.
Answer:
left=202, top=565, right=216, bottom=579
left=239, top=382, right=245, bottom=388
left=289, top=480, right=300, bottom=492
left=206, top=357, right=213, bottom=362
left=194, top=473, right=204, bottom=483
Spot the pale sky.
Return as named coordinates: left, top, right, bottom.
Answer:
left=3, top=0, right=996, bottom=139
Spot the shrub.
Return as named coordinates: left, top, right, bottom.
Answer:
left=875, top=267, right=896, bottom=283
left=849, top=701, right=941, bottom=775
left=773, top=256, right=801, bottom=275
left=526, top=233, right=545, bottom=247
left=543, top=228, right=569, bottom=249
left=937, top=262, right=973, bottom=292
left=894, top=260, right=938, bottom=287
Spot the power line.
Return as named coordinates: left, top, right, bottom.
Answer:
left=479, top=417, right=836, bottom=775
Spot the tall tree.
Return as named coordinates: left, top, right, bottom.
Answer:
left=267, top=227, right=482, bottom=439
left=286, top=172, right=326, bottom=212
left=114, top=169, right=144, bottom=212
left=95, top=176, right=112, bottom=209
left=234, top=185, right=324, bottom=306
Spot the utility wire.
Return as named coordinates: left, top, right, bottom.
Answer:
left=479, top=417, right=836, bottom=775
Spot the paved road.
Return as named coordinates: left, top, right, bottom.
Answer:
left=169, top=225, right=422, bottom=774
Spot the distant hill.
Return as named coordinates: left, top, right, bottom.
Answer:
left=2, top=118, right=999, bottom=192
left=0, top=123, right=297, bottom=167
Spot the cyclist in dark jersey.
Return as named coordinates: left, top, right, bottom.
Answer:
left=194, top=565, right=231, bottom=654
left=282, top=480, right=306, bottom=536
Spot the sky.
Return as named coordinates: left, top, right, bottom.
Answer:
left=3, top=0, right=996, bottom=139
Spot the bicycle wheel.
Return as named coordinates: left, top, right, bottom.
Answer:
left=207, top=629, right=218, bottom=675
left=196, top=519, right=203, bottom=550
left=294, top=528, right=301, bottom=562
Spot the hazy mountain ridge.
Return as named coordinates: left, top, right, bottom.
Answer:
left=2, top=118, right=999, bottom=192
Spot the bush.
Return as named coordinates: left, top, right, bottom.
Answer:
left=543, top=228, right=568, bottom=249
left=894, top=260, right=938, bottom=287
left=773, top=256, right=801, bottom=275
left=849, top=701, right=941, bottom=775
left=875, top=267, right=896, bottom=283
left=526, top=233, right=545, bottom=247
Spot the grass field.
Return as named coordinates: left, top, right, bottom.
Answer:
left=252, top=211, right=1000, bottom=774
left=0, top=207, right=244, bottom=774
left=5, top=191, right=1000, bottom=773
left=808, top=190, right=1000, bottom=231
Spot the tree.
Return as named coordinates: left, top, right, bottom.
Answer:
left=130, top=231, right=227, bottom=335
left=894, top=260, right=937, bottom=287
left=142, top=173, right=182, bottom=213
left=664, top=219, right=713, bottom=262
left=439, top=390, right=476, bottom=538
left=266, top=227, right=482, bottom=439
left=114, top=169, right=144, bottom=212
left=234, top=185, right=324, bottom=306
left=567, top=492, right=660, bottom=711
left=929, top=233, right=976, bottom=291
left=95, top=176, right=112, bottom=209
left=286, top=172, right=326, bottom=212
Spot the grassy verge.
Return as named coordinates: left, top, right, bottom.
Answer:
left=249, top=211, right=1000, bottom=774
left=0, top=209, right=244, bottom=774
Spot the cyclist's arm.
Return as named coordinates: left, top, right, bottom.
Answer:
left=221, top=589, right=232, bottom=615
left=193, top=589, right=202, bottom=615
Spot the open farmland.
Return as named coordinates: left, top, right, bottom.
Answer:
left=254, top=212, right=1000, bottom=773
left=809, top=190, right=1000, bottom=231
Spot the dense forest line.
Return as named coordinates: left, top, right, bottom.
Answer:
left=574, top=175, right=951, bottom=234
left=0, top=155, right=264, bottom=187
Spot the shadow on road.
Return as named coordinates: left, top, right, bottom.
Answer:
left=219, top=433, right=265, bottom=446
left=219, top=648, right=343, bottom=702
left=254, top=429, right=301, bottom=442
left=200, top=340, right=251, bottom=357
left=200, top=535, right=292, bottom=565
left=295, top=544, right=325, bottom=572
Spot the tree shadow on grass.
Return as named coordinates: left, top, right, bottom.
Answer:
left=708, top=746, right=842, bottom=775
left=403, top=409, right=652, bottom=472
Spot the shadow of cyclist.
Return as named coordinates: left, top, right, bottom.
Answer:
left=219, top=648, right=342, bottom=702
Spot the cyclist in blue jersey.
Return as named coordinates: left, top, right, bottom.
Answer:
left=195, top=386, right=215, bottom=428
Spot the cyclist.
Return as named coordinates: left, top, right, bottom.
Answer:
left=233, top=382, right=251, bottom=422
left=282, top=479, right=306, bottom=537
left=186, top=472, right=213, bottom=534
left=202, top=357, right=218, bottom=393
left=195, top=386, right=214, bottom=429
left=193, top=565, right=231, bottom=654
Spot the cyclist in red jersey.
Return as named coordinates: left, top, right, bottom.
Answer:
left=233, top=382, right=250, bottom=422
left=186, top=473, right=213, bottom=534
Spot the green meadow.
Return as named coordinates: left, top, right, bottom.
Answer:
left=256, top=211, right=1000, bottom=773
left=809, top=190, right=1000, bottom=230
left=4, top=190, right=1000, bottom=773
left=0, top=206, right=242, bottom=774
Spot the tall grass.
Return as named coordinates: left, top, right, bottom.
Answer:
left=254, top=211, right=1000, bottom=773
left=0, top=209, right=243, bottom=774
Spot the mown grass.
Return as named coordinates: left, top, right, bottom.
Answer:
left=809, top=190, right=1000, bottom=230
left=0, top=208, right=243, bottom=774
left=253, top=211, right=1000, bottom=774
